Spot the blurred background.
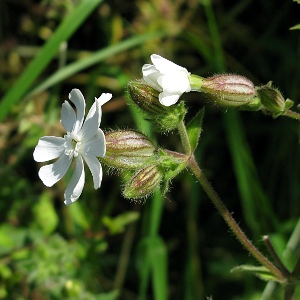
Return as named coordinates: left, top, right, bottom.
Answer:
left=0, top=0, right=300, bottom=299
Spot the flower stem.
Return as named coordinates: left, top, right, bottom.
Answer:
left=283, top=109, right=300, bottom=121
left=187, top=155, right=285, bottom=282
left=177, top=120, right=192, bottom=154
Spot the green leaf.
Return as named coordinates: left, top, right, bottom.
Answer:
left=186, top=108, right=205, bottom=152
left=290, top=24, right=300, bottom=30
left=102, top=211, right=140, bottom=234
left=231, top=265, right=281, bottom=282
left=0, top=0, right=103, bottom=122
left=32, top=193, right=59, bottom=235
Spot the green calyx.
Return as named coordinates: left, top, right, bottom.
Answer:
left=103, top=130, right=156, bottom=170
left=126, top=79, right=187, bottom=132
left=257, top=82, right=294, bottom=118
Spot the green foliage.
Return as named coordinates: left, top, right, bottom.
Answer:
left=186, top=108, right=205, bottom=152
left=1, top=0, right=300, bottom=299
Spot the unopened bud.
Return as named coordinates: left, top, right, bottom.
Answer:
left=257, top=83, right=293, bottom=117
left=123, top=164, right=162, bottom=199
left=103, top=130, right=156, bottom=169
left=126, top=79, right=187, bottom=132
left=127, top=79, right=168, bottom=115
left=200, top=74, right=256, bottom=107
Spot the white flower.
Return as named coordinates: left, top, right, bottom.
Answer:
left=142, top=54, right=191, bottom=106
left=33, top=89, right=112, bottom=205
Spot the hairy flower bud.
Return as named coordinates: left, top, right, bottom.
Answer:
left=127, top=79, right=168, bottom=115
left=257, top=83, right=293, bottom=117
left=103, top=130, right=156, bottom=169
left=200, top=74, right=256, bottom=107
left=126, top=79, right=187, bottom=132
left=123, top=164, right=162, bottom=199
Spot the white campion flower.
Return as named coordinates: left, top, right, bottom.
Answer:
left=142, top=54, right=191, bottom=106
left=33, top=89, right=112, bottom=205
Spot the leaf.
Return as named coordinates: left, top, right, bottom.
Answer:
left=186, top=108, right=205, bottom=152
left=102, top=211, right=140, bottom=234
left=231, top=265, right=282, bottom=282
left=290, top=24, right=300, bottom=30
left=32, top=193, right=59, bottom=235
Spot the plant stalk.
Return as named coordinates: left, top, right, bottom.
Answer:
left=283, top=109, right=300, bottom=121
left=187, top=155, right=285, bottom=282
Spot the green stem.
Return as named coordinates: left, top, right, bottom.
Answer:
left=283, top=110, right=300, bottom=121
left=187, top=155, right=285, bottom=282
left=177, top=120, right=192, bottom=154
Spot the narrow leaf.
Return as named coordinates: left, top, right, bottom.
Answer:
left=231, top=265, right=281, bottom=282
left=186, top=108, right=205, bottom=152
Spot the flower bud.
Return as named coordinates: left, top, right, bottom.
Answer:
left=200, top=74, right=256, bottom=107
left=257, top=83, right=293, bottom=117
left=103, top=130, right=156, bottom=169
left=123, top=164, right=162, bottom=199
left=127, top=79, right=169, bottom=116
left=126, top=79, right=187, bottom=132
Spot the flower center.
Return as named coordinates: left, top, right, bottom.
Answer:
left=64, top=132, right=81, bottom=158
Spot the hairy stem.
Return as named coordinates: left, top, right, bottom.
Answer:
left=177, top=120, right=192, bottom=154
left=187, top=155, right=285, bottom=282
left=283, top=109, right=300, bottom=121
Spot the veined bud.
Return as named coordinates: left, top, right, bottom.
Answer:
left=200, top=74, right=256, bottom=107
left=127, top=79, right=169, bottom=115
left=126, top=79, right=187, bottom=132
left=257, top=83, right=293, bottom=117
left=103, top=130, right=156, bottom=169
left=123, top=164, right=162, bottom=199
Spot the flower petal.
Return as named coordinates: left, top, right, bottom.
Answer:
left=151, top=54, right=188, bottom=75
left=96, top=93, right=112, bottom=106
left=80, top=129, right=106, bottom=157
left=61, top=100, right=76, bottom=132
left=69, top=89, right=86, bottom=134
left=159, top=92, right=180, bottom=106
left=38, top=153, right=72, bottom=187
left=33, top=136, right=65, bottom=162
left=82, top=154, right=103, bottom=189
left=77, top=98, right=101, bottom=142
left=158, top=72, right=191, bottom=94
left=142, top=64, right=163, bottom=91
left=64, top=155, right=85, bottom=205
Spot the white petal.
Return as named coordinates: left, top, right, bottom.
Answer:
left=61, top=101, right=76, bottom=132
left=96, top=93, right=112, bottom=106
left=38, top=154, right=72, bottom=187
left=158, top=73, right=191, bottom=94
left=142, top=64, right=162, bottom=91
left=151, top=54, right=188, bottom=74
left=33, top=136, right=65, bottom=162
left=80, top=129, right=106, bottom=157
left=159, top=92, right=180, bottom=106
left=64, top=156, right=85, bottom=205
left=69, top=89, right=86, bottom=134
left=83, top=154, right=103, bottom=189
left=77, top=99, right=101, bottom=142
